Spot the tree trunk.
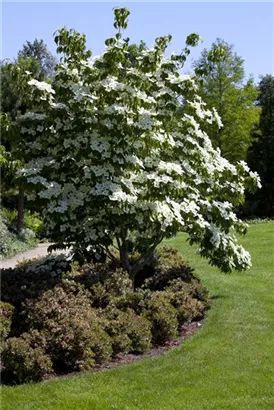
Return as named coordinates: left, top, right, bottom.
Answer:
left=130, top=249, right=154, bottom=284
left=129, top=234, right=164, bottom=286
left=119, top=244, right=132, bottom=275
left=17, top=186, right=24, bottom=233
left=117, top=229, right=164, bottom=288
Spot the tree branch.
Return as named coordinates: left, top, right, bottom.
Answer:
left=104, top=245, right=119, bottom=265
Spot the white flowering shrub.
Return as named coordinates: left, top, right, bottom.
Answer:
left=19, top=8, right=260, bottom=281
left=25, top=254, right=70, bottom=277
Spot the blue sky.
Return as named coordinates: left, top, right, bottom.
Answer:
left=1, top=1, right=273, bottom=82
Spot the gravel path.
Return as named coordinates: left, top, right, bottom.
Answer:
left=0, top=243, right=69, bottom=269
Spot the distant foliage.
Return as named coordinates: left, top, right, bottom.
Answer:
left=2, top=208, right=44, bottom=237
left=17, top=39, right=57, bottom=79
left=1, top=38, right=57, bottom=235
left=0, top=212, right=11, bottom=256
left=194, top=38, right=260, bottom=163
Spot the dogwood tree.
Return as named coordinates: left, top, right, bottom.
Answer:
left=19, top=8, right=260, bottom=282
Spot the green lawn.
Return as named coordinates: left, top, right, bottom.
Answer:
left=2, top=222, right=274, bottom=410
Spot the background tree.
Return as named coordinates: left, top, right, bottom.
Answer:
left=194, top=38, right=260, bottom=163
left=17, top=39, right=57, bottom=78
left=0, top=40, right=56, bottom=232
left=245, top=75, right=274, bottom=217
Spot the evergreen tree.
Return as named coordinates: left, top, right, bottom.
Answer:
left=246, top=75, right=274, bottom=217
left=17, top=39, right=57, bottom=78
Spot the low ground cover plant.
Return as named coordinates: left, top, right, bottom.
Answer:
left=0, top=247, right=210, bottom=384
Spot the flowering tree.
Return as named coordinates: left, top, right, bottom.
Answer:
left=19, top=8, right=260, bottom=282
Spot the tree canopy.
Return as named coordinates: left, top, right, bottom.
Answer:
left=16, top=8, right=260, bottom=279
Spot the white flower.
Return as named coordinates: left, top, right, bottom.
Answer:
left=101, top=76, right=122, bottom=92
left=28, top=79, right=55, bottom=94
left=212, top=107, right=223, bottom=128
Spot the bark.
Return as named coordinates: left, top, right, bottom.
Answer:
left=117, top=225, right=132, bottom=274
left=17, top=186, right=24, bottom=233
left=119, top=240, right=132, bottom=274
left=130, top=237, right=162, bottom=283
left=117, top=226, right=164, bottom=287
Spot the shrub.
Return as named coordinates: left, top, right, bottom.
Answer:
left=22, top=283, right=112, bottom=371
left=1, top=335, right=53, bottom=384
left=125, top=309, right=152, bottom=353
left=165, top=291, right=206, bottom=325
left=23, top=254, right=71, bottom=277
left=0, top=212, right=11, bottom=255
left=75, top=264, right=133, bottom=308
left=2, top=208, right=44, bottom=237
left=142, top=247, right=196, bottom=291
left=113, top=288, right=149, bottom=314
left=142, top=292, right=179, bottom=345
left=101, top=307, right=152, bottom=354
left=1, top=254, right=71, bottom=306
left=166, top=278, right=210, bottom=305
left=1, top=246, right=210, bottom=384
left=89, top=323, right=113, bottom=364
left=0, top=301, right=15, bottom=342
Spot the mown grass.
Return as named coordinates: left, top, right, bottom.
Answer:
left=2, top=222, right=274, bottom=410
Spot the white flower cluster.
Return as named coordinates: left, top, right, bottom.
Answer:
left=28, top=79, right=55, bottom=94
left=26, top=254, right=69, bottom=276
left=101, top=77, right=123, bottom=92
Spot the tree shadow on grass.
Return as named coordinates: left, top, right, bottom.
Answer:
left=210, top=294, right=227, bottom=300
